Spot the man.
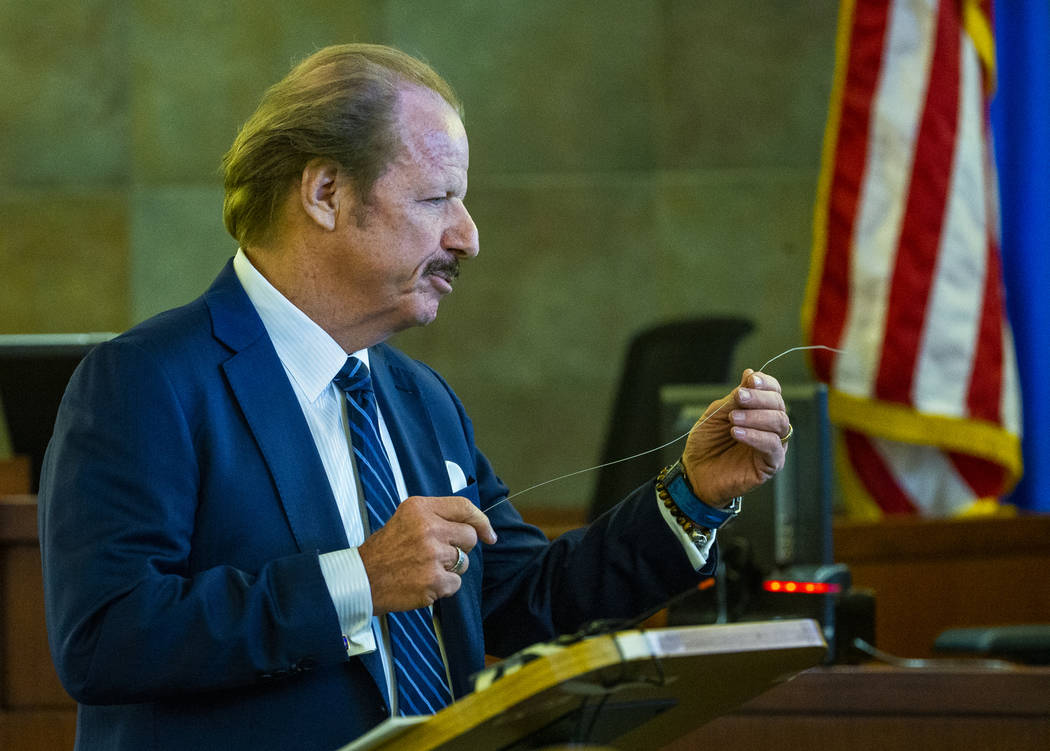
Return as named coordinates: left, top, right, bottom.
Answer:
left=38, top=44, right=791, bottom=750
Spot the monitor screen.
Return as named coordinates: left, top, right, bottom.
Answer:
left=0, top=333, right=115, bottom=492
left=659, top=382, right=835, bottom=576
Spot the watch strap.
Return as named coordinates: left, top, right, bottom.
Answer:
left=663, top=462, right=741, bottom=529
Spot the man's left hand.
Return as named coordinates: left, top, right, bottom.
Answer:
left=680, top=368, right=790, bottom=506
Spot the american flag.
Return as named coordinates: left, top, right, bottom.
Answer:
left=802, top=0, right=1022, bottom=516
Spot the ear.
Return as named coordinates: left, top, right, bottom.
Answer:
left=299, top=159, right=345, bottom=231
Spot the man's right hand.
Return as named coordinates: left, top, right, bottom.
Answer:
left=358, top=496, right=496, bottom=614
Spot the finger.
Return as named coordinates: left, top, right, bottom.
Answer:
left=730, top=408, right=791, bottom=436
left=735, top=385, right=786, bottom=412
left=747, top=370, right=782, bottom=394
left=434, top=496, right=498, bottom=545
left=731, top=424, right=789, bottom=455
left=433, top=569, right=465, bottom=600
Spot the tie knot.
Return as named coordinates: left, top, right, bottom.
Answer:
left=333, top=356, right=372, bottom=395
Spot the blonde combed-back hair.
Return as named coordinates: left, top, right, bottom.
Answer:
left=222, top=44, right=462, bottom=248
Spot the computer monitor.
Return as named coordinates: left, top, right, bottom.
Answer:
left=659, top=382, right=835, bottom=576
left=0, top=333, right=115, bottom=492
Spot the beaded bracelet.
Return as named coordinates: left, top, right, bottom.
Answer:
left=655, top=465, right=713, bottom=550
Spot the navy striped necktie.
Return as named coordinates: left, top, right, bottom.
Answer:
left=333, top=356, right=454, bottom=716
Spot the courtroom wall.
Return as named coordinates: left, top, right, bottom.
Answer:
left=0, top=0, right=837, bottom=508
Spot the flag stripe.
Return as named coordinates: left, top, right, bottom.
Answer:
left=833, top=0, right=937, bottom=398
left=967, top=113, right=1006, bottom=422
left=876, top=0, right=961, bottom=404
left=810, top=0, right=893, bottom=382
left=879, top=439, right=978, bottom=513
left=949, top=451, right=1006, bottom=498
left=912, top=33, right=986, bottom=417
left=969, top=232, right=1005, bottom=421
left=844, top=430, right=916, bottom=513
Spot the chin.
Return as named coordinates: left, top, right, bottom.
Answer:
left=414, top=293, right=444, bottom=326
left=389, top=289, right=445, bottom=333
left=394, top=304, right=440, bottom=332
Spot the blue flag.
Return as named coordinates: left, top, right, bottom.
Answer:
left=992, top=1, right=1050, bottom=512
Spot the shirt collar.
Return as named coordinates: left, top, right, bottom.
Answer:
left=232, top=249, right=368, bottom=401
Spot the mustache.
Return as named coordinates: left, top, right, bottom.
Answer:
left=423, top=257, right=461, bottom=281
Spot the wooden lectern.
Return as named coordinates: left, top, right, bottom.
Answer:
left=340, top=619, right=827, bottom=751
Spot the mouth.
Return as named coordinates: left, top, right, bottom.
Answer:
left=423, top=258, right=460, bottom=292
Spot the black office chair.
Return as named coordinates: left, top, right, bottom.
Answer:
left=588, top=317, right=754, bottom=521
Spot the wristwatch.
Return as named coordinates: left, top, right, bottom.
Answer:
left=662, top=460, right=742, bottom=529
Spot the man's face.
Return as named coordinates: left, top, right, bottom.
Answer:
left=328, top=85, right=479, bottom=336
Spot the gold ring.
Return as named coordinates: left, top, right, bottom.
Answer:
left=781, top=424, right=794, bottom=445
left=449, top=546, right=466, bottom=575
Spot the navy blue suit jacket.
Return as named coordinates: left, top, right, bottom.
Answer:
left=38, top=261, right=709, bottom=750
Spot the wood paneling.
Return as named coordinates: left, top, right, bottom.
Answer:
left=0, top=457, right=29, bottom=496
left=835, top=514, right=1050, bottom=658
left=1, top=495, right=76, bottom=750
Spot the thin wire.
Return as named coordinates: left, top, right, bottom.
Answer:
left=481, top=344, right=845, bottom=514
left=758, top=344, right=842, bottom=373
left=486, top=403, right=726, bottom=508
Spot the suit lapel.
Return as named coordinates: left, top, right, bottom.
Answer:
left=222, top=347, right=349, bottom=553
left=205, top=263, right=348, bottom=554
left=368, top=346, right=451, bottom=499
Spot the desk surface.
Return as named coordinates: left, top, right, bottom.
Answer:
left=676, top=663, right=1050, bottom=751
left=736, top=663, right=1050, bottom=715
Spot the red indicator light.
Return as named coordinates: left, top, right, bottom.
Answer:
left=763, top=580, right=842, bottom=594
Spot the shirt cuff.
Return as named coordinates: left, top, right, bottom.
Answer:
left=657, top=488, right=717, bottom=570
left=318, top=548, right=376, bottom=656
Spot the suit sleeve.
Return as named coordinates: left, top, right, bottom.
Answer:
left=38, top=340, right=347, bottom=705
left=480, top=471, right=715, bottom=657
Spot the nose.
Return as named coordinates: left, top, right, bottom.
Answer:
left=443, top=199, right=479, bottom=258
